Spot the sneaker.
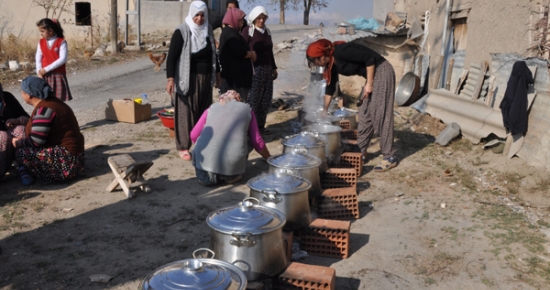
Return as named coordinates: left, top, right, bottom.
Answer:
left=373, top=156, right=398, bottom=172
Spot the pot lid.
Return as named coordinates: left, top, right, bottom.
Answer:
left=141, top=249, right=247, bottom=290
left=333, top=108, right=356, bottom=117
left=304, top=113, right=338, bottom=124
left=282, top=132, right=325, bottom=148
left=247, top=172, right=312, bottom=194
left=267, top=152, right=322, bottom=169
left=206, top=198, right=286, bottom=234
left=303, top=124, right=342, bottom=134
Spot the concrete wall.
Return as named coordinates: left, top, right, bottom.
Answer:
left=403, top=0, right=533, bottom=75
left=0, top=0, right=223, bottom=45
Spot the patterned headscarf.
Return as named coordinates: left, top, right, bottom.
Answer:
left=185, top=1, right=209, bottom=53
left=306, top=39, right=345, bottom=85
left=218, top=90, right=241, bottom=106
left=21, top=76, right=52, bottom=100
left=222, top=8, right=246, bottom=30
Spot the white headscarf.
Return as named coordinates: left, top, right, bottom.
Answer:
left=185, top=1, right=209, bottom=53
left=247, top=6, right=270, bottom=37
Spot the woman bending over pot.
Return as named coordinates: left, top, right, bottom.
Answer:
left=306, top=38, right=398, bottom=172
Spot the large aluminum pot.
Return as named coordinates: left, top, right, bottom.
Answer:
left=267, top=152, right=322, bottom=197
left=141, top=248, right=247, bottom=290
left=282, top=132, right=327, bottom=172
left=302, top=124, right=343, bottom=165
left=206, top=198, right=287, bottom=281
left=303, top=113, right=340, bottom=127
left=248, top=172, right=312, bottom=230
left=333, top=107, right=358, bottom=129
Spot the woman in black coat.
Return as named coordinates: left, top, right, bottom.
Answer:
left=218, top=7, right=256, bottom=102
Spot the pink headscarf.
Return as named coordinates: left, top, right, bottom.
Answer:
left=222, top=8, right=246, bottom=30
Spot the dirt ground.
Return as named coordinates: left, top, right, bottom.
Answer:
left=1, top=48, right=550, bottom=290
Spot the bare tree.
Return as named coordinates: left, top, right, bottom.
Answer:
left=32, top=0, right=74, bottom=19
left=300, top=0, right=328, bottom=25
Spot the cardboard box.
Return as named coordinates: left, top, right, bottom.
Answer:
left=105, top=99, right=151, bottom=124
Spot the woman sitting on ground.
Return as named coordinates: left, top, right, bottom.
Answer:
left=11, top=76, right=85, bottom=184
left=0, top=83, right=30, bottom=180
left=190, top=90, right=270, bottom=186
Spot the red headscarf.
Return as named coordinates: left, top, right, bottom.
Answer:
left=222, top=8, right=246, bottom=30
left=306, top=39, right=345, bottom=84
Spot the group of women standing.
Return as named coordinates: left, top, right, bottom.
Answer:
left=166, top=0, right=277, bottom=179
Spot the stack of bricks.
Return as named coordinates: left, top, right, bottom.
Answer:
left=320, top=168, right=357, bottom=189
left=275, top=262, right=336, bottom=290
left=318, top=187, right=359, bottom=220
left=299, top=218, right=351, bottom=259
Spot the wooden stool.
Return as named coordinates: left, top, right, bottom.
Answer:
left=106, top=154, right=153, bottom=199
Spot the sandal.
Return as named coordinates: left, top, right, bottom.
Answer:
left=373, top=156, right=398, bottom=172
left=179, top=150, right=191, bottom=161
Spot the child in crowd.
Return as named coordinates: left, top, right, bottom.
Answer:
left=35, top=18, right=73, bottom=101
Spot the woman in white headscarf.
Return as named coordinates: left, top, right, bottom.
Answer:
left=166, top=0, right=220, bottom=161
left=241, top=6, right=277, bottom=135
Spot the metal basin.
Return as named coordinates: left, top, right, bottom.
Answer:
left=395, top=72, right=420, bottom=106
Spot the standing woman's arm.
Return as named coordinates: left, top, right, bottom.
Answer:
left=363, top=65, right=375, bottom=98
left=166, top=30, right=184, bottom=95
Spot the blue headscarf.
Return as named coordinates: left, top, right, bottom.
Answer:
left=21, top=76, right=52, bottom=100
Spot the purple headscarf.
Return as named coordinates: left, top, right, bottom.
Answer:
left=222, top=8, right=246, bottom=30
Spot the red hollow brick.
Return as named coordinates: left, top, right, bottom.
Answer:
left=299, top=218, right=351, bottom=259
left=338, top=119, right=350, bottom=130
left=339, top=152, right=363, bottom=176
left=320, top=168, right=357, bottom=189
left=276, top=262, right=336, bottom=290
left=340, top=129, right=358, bottom=140
left=319, top=187, right=359, bottom=220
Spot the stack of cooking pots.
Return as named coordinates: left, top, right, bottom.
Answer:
left=248, top=172, right=312, bottom=231
left=282, top=132, right=328, bottom=172
left=302, top=123, right=343, bottom=165
left=141, top=248, right=248, bottom=289
left=206, top=198, right=288, bottom=281
left=267, top=151, right=322, bottom=197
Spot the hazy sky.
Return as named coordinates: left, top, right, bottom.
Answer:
left=241, top=0, right=375, bottom=26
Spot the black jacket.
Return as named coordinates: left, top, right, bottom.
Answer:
left=0, top=91, right=29, bottom=131
left=219, top=26, right=253, bottom=89
left=499, top=61, right=534, bottom=135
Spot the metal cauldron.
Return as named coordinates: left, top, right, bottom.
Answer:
left=141, top=248, right=248, bottom=290
left=333, top=107, right=357, bottom=129
left=248, top=172, right=312, bottom=230
left=282, top=132, right=327, bottom=172
left=206, top=198, right=288, bottom=281
left=267, top=152, right=322, bottom=197
left=302, top=123, right=343, bottom=165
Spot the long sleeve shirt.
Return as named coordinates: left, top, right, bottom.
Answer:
left=36, top=36, right=68, bottom=74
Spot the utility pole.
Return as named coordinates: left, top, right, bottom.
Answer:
left=110, top=0, right=118, bottom=55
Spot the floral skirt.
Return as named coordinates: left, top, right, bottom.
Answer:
left=0, top=125, right=26, bottom=178
left=15, top=145, right=84, bottom=182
